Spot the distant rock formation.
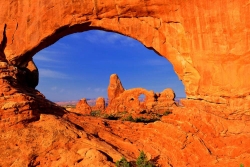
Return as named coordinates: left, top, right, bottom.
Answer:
left=91, top=97, right=106, bottom=112
left=74, top=98, right=92, bottom=115
left=107, top=74, right=125, bottom=104
left=75, top=74, right=176, bottom=115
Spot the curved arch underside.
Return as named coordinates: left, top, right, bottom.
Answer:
left=1, top=0, right=250, bottom=107
left=0, top=1, right=250, bottom=166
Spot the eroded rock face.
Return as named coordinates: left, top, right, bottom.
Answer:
left=1, top=109, right=249, bottom=167
left=0, top=63, right=64, bottom=127
left=91, top=97, right=106, bottom=113
left=74, top=98, right=92, bottom=115
left=106, top=75, right=177, bottom=114
left=107, top=74, right=125, bottom=104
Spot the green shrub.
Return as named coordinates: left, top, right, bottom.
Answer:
left=122, top=115, right=135, bottom=122
left=116, top=156, right=130, bottom=167
left=134, top=117, right=147, bottom=122
left=133, top=117, right=160, bottom=123
left=90, top=110, right=101, bottom=117
left=103, top=114, right=119, bottom=120
left=163, top=110, right=172, bottom=116
left=136, top=151, right=154, bottom=167
left=118, top=111, right=128, bottom=115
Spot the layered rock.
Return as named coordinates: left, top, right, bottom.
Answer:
left=1, top=108, right=248, bottom=167
left=0, top=62, right=65, bottom=127
left=0, top=114, right=117, bottom=167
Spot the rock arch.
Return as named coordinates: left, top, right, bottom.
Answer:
left=106, top=88, right=156, bottom=114
left=0, top=0, right=199, bottom=100
left=1, top=0, right=250, bottom=112
left=1, top=0, right=249, bottom=117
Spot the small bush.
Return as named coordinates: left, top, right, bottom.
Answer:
left=103, top=114, right=119, bottom=120
left=134, top=117, right=160, bottom=123
left=90, top=110, right=101, bottom=117
left=163, top=110, right=172, bottom=116
left=136, top=151, right=154, bottom=167
left=122, top=115, right=135, bottom=122
left=119, top=111, right=128, bottom=115
left=134, top=117, right=147, bottom=122
left=116, top=156, right=130, bottom=167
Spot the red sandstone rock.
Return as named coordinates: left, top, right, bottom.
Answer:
left=74, top=98, right=92, bottom=115
left=107, top=74, right=125, bottom=104
left=1, top=110, right=248, bottom=167
left=91, top=97, right=106, bottom=112
left=0, top=62, right=7, bottom=69
left=0, top=114, right=117, bottom=167
left=76, top=74, right=176, bottom=115
left=106, top=74, right=176, bottom=114
left=156, top=88, right=177, bottom=114
left=0, top=65, right=66, bottom=127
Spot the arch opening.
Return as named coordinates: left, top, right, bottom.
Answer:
left=139, top=94, right=146, bottom=102
left=33, top=30, right=185, bottom=103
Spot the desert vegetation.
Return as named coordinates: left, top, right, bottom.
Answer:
left=116, top=151, right=155, bottom=167
left=87, top=110, right=172, bottom=123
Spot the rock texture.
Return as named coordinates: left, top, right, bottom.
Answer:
left=1, top=109, right=249, bottom=167
left=106, top=74, right=176, bottom=114
left=74, top=98, right=92, bottom=115
left=0, top=0, right=250, bottom=167
left=107, top=74, right=125, bottom=104
left=0, top=63, right=65, bottom=127
left=91, top=97, right=106, bottom=113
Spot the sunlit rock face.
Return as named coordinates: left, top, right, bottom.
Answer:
left=0, top=1, right=250, bottom=167
left=74, top=98, right=92, bottom=115
left=106, top=74, right=176, bottom=114
left=107, top=74, right=125, bottom=105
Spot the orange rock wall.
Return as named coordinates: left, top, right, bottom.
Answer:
left=1, top=0, right=250, bottom=108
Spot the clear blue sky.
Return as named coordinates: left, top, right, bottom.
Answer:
left=33, top=30, right=185, bottom=102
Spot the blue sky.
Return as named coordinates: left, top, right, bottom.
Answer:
left=33, top=30, right=185, bottom=102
